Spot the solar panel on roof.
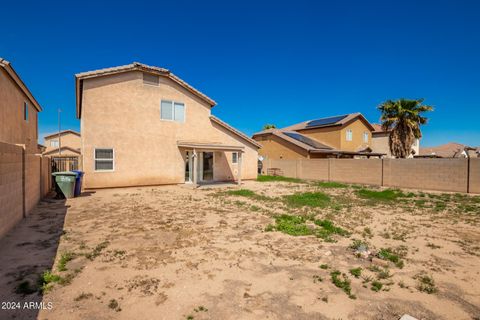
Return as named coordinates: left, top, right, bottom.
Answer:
left=306, top=115, right=348, bottom=128
left=283, top=132, right=330, bottom=149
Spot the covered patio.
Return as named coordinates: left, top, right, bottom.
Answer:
left=177, top=141, right=245, bottom=187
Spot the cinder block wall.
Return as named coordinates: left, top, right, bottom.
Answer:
left=264, top=158, right=478, bottom=194
left=0, top=142, right=52, bottom=239
left=299, top=159, right=329, bottom=180
left=383, top=158, right=468, bottom=193
left=329, top=159, right=383, bottom=185
left=0, top=142, right=24, bottom=237
left=469, top=158, right=480, bottom=194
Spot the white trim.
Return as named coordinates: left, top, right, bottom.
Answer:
left=94, top=147, right=115, bottom=172
left=346, top=129, right=353, bottom=141
left=160, top=100, right=186, bottom=123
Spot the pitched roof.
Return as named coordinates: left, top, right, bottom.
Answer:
left=419, top=142, right=479, bottom=158
left=43, top=146, right=81, bottom=156
left=0, top=58, right=42, bottom=112
left=75, top=62, right=216, bottom=118
left=44, top=129, right=80, bottom=140
left=281, top=113, right=375, bottom=132
left=210, top=116, right=261, bottom=149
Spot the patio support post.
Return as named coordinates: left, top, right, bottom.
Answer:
left=237, top=151, right=243, bottom=185
left=192, top=149, right=198, bottom=187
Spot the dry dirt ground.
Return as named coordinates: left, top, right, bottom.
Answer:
left=0, top=180, right=479, bottom=320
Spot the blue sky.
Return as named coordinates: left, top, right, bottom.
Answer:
left=1, top=0, right=479, bottom=147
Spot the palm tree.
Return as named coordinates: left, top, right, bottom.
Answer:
left=378, top=98, right=433, bottom=158
left=262, top=124, right=276, bottom=130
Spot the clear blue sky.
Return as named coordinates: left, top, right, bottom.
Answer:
left=1, top=0, right=479, bottom=147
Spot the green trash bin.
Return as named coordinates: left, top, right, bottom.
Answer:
left=52, top=171, right=78, bottom=199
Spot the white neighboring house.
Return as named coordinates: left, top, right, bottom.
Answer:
left=371, top=124, right=420, bottom=158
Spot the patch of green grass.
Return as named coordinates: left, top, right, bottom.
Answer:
left=314, top=219, right=349, bottom=241
left=283, top=192, right=331, bottom=208
left=349, top=267, right=362, bottom=278
left=316, top=181, right=348, bottom=188
left=414, top=273, right=437, bottom=294
left=319, top=264, right=329, bottom=269
left=356, top=189, right=405, bottom=202
left=378, top=248, right=404, bottom=268
left=39, top=271, right=62, bottom=293
left=273, top=215, right=313, bottom=236
left=257, top=175, right=304, bottom=183
left=330, top=270, right=355, bottom=299
left=371, top=281, right=383, bottom=292
left=224, top=189, right=271, bottom=201
left=57, top=251, right=75, bottom=272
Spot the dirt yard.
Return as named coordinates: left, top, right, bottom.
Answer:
left=1, top=179, right=479, bottom=320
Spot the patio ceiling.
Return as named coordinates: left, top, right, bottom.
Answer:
left=177, top=141, right=245, bottom=152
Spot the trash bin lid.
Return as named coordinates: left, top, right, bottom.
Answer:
left=52, top=171, right=78, bottom=176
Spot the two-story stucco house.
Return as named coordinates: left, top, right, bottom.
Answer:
left=371, top=124, right=420, bottom=158
left=43, top=129, right=81, bottom=157
left=0, top=58, right=42, bottom=154
left=252, top=113, right=383, bottom=161
left=75, top=62, right=260, bottom=189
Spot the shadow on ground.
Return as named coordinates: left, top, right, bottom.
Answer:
left=0, top=197, right=68, bottom=320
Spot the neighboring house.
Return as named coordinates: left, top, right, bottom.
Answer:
left=75, top=62, right=260, bottom=189
left=43, top=130, right=81, bottom=156
left=252, top=113, right=383, bottom=161
left=371, top=124, right=420, bottom=158
left=0, top=58, right=42, bottom=154
left=418, top=142, right=479, bottom=158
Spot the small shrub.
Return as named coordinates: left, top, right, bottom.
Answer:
left=57, top=251, right=75, bottom=272
left=371, top=281, right=383, bottom=292
left=108, top=299, right=121, bottom=312
left=330, top=270, right=355, bottom=299
left=415, top=273, right=437, bottom=294
left=349, top=267, right=362, bottom=278
left=378, top=248, right=404, bottom=268
left=319, top=264, right=329, bottom=269
left=39, top=271, right=62, bottom=293
left=350, top=239, right=369, bottom=251
left=274, top=215, right=312, bottom=236
left=85, top=241, right=109, bottom=260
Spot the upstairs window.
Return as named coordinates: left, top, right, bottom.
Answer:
left=346, top=129, right=353, bottom=141
left=363, top=131, right=369, bottom=143
left=143, top=73, right=159, bottom=86
left=161, top=100, right=185, bottom=122
left=95, top=148, right=114, bottom=171
left=50, top=140, right=59, bottom=148
left=24, top=102, right=28, bottom=121
left=232, top=152, right=238, bottom=164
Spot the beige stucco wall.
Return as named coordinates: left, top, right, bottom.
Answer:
left=329, top=159, right=382, bottom=185
left=80, top=71, right=258, bottom=188
left=469, top=158, right=480, bottom=194
left=339, top=120, right=372, bottom=151
left=298, top=126, right=341, bottom=149
left=45, top=132, right=81, bottom=154
left=254, top=135, right=308, bottom=160
left=372, top=133, right=391, bottom=157
left=0, top=69, right=39, bottom=154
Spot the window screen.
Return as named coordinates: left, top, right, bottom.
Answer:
left=143, top=73, right=159, bottom=86
left=363, top=131, right=369, bottom=143
left=95, top=148, right=114, bottom=171
left=161, top=100, right=173, bottom=120
left=174, top=102, right=185, bottom=122
left=346, top=129, right=353, bottom=141
left=232, top=152, right=238, bottom=164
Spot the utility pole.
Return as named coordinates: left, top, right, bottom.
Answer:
left=58, top=108, right=62, bottom=156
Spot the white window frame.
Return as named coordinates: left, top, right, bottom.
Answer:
left=232, top=152, right=238, bottom=164
left=346, top=129, right=353, bottom=141
left=363, top=131, right=369, bottom=143
left=160, top=100, right=186, bottom=123
left=94, top=148, right=115, bottom=172
left=50, top=140, right=59, bottom=148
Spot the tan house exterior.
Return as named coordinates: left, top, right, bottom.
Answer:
left=75, top=62, right=260, bottom=189
left=253, top=113, right=383, bottom=161
left=43, top=130, right=81, bottom=156
left=0, top=58, right=42, bottom=154
left=371, top=124, right=420, bottom=158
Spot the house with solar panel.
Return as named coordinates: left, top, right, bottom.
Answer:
left=252, top=113, right=384, bottom=161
